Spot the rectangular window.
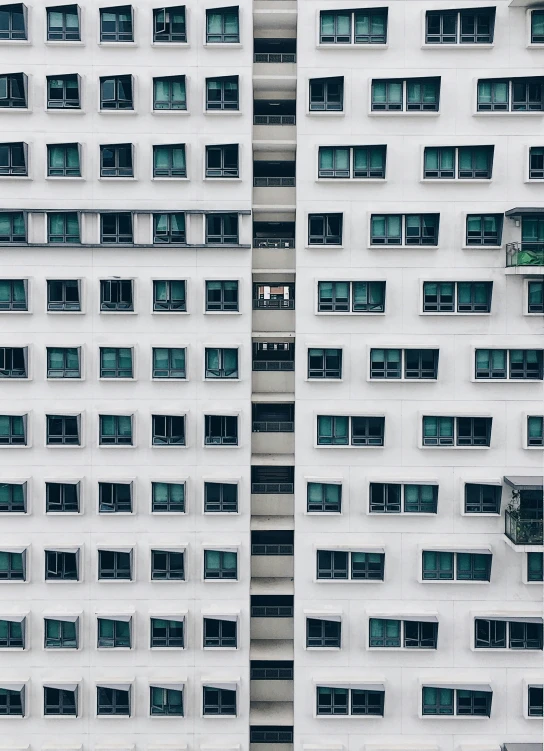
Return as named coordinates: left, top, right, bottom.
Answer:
left=0, top=211, right=25, bottom=243
left=47, top=4, right=80, bottom=41
left=0, top=72, right=26, bottom=108
left=205, top=415, right=238, bottom=445
left=205, top=347, right=238, bottom=379
left=477, top=78, right=544, bottom=112
left=422, top=687, right=491, bottom=716
left=153, top=76, right=186, bottom=113
left=152, top=279, right=186, bottom=311
left=317, top=415, right=384, bottom=446
left=528, top=416, right=544, bottom=446
left=529, top=147, right=544, bottom=179
left=371, top=213, right=439, bottom=246
left=44, top=686, right=77, bottom=716
left=98, top=549, right=132, bottom=579
left=423, top=281, right=492, bottom=313
left=422, top=416, right=491, bottom=447
left=203, top=617, right=237, bottom=647
left=206, top=6, right=239, bottom=43
left=475, top=349, right=543, bottom=380
left=98, top=482, right=132, bottom=514
left=0, top=482, right=26, bottom=513
left=45, top=550, right=78, bottom=580
left=371, top=77, right=440, bottom=111
left=528, top=552, right=543, bottom=582
left=318, top=145, right=386, bottom=179
left=370, top=483, right=437, bottom=513
left=100, top=5, right=133, bottom=42
left=0, top=550, right=25, bottom=580
left=48, top=212, right=80, bottom=243
left=152, top=347, right=186, bottom=379
left=153, top=213, right=186, bottom=244
left=369, top=618, right=401, bottom=647
left=317, top=280, right=385, bottom=313
left=0, top=618, right=24, bottom=647
left=150, top=686, right=183, bottom=716
left=306, top=618, right=341, bottom=647
left=308, top=213, right=342, bottom=245
left=0, top=347, right=26, bottom=378
left=529, top=686, right=543, bottom=717
left=97, top=686, right=130, bottom=716
left=100, top=280, right=133, bottom=311
left=205, top=213, right=238, bottom=244
left=0, top=415, right=26, bottom=445
left=206, top=75, right=239, bottom=110
left=464, top=483, right=501, bottom=514
left=370, top=348, right=438, bottom=379
left=204, top=549, right=237, bottom=579
left=307, top=482, right=341, bottom=513
left=44, top=617, right=78, bottom=648
left=0, top=142, right=26, bottom=175
left=99, top=347, right=133, bottom=378
left=422, top=550, right=491, bottom=581
left=532, top=9, right=544, bottom=43
left=100, top=143, right=132, bottom=177
left=151, top=482, right=185, bottom=513
left=150, top=617, right=184, bottom=647
left=0, top=687, right=24, bottom=716
left=466, top=214, right=503, bottom=245
left=204, top=482, right=238, bottom=512
left=46, top=482, right=79, bottom=513
left=0, top=3, right=26, bottom=39
left=307, top=348, right=342, bottom=379
left=206, top=280, right=239, bottom=311
left=47, top=279, right=80, bottom=311
left=99, top=415, right=133, bottom=446
left=475, top=619, right=543, bottom=650
left=423, top=146, right=493, bottom=179
left=153, top=6, right=186, bottom=42
left=316, top=549, right=384, bottom=580
left=425, top=8, right=495, bottom=44
left=205, top=144, right=239, bottom=178
left=202, top=686, right=237, bottom=716
left=46, top=414, right=80, bottom=445
left=153, top=146, right=186, bottom=179
left=151, top=550, right=185, bottom=580
left=47, top=143, right=80, bottom=177
left=309, top=77, right=343, bottom=111
left=100, top=75, right=133, bottom=109
left=47, top=75, right=79, bottom=108
left=0, top=279, right=26, bottom=311
left=47, top=347, right=80, bottom=379
left=100, top=212, right=133, bottom=243
left=316, top=686, right=384, bottom=716
left=152, top=415, right=185, bottom=446
left=320, top=8, right=387, bottom=44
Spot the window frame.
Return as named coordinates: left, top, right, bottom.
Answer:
left=205, top=6, right=240, bottom=44
left=0, top=72, right=27, bottom=108
left=153, top=6, right=187, bottom=43
left=316, top=415, right=385, bottom=447
left=99, top=74, right=133, bottom=110
left=98, top=481, right=133, bottom=513
left=151, top=414, right=186, bottom=446
left=97, top=548, right=132, bottom=580
left=100, top=143, right=133, bottom=178
left=319, top=8, right=388, bottom=45
left=204, top=481, right=238, bottom=513
left=370, top=213, right=439, bottom=247
left=45, top=481, right=80, bottom=513
left=0, top=617, right=24, bottom=647
left=425, top=7, right=495, bottom=45
left=46, top=4, right=80, bottom=41
left=152, top=347, right=186, bottom=379
left=100, top=212, right=133, bottom=244
left=422, top=550, right=492, bottom=582
left=0, top=414, right=27, bottom=445
left=205, top=75, right=239, bottom=111
left=0, top=141, right=26, bottom=176
left=309, top=76, right=344, bottom=112
left=0, top=211, right=26, bottom=243
left=476, top=77, right=544, bottom=113
left=151, top=549, right=185, bottom=580
left=205, top=280, right=239, bottom=312
left=316, top=549, right=385, bottom=581
left=0, top=481, right=26, bottom=513
left=203, top=549, right=238, bottom=580
left=205, top=144, right=239, bottom=179
left=0, top=3, right=27, bottom=40
left=99, top=4, right=134, bottom=43
left=422, top=280, right=493, bottom=314
left=371, top=77, right=441, bottom=112
left=44, top=617, right=78, bottom=649
left=47, top=211, right=80, bottom=244
left=151, top=481, right=185, bottom=513
left=150, top=616, right=184, bottom=648
left=306, top=617, right=341, bottom=648
left=203, top=616, right=237, bottom=648
left=46, top=74, right=80, bottom=109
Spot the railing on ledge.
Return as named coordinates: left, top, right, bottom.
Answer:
left=251, top=482, right=294, bottom=494
left=252, top=421, right=294, bottom=432
left=253, top=237, right=295, bottom=248
left=254, top=177, right=296, bottom=187
left=252, top=360, right=294, bottom=371
left=506, top=241, right=544, bottom=268
left=254, top=52, right=296, bottom=63
left=253, top=114, right=296, bottom=125
left=253, top=299, right=295, bottom=310
left=505, top=509, right=543, bottom=545
left=250, top=605, right=294, bottom=618
left=251, top=543, right=294, bottom=555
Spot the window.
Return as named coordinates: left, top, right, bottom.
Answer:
left=423, top=146, right=494, bottom=179
left=100, top=212, right=133, bottom=243
left=0, top=142, right=26, bottom=175
left=100, top=348, right=133, bottom=378
left=153, top=214, right=186, bottom=245
left=423, top=281, right=492, bottom=313
left=529, top=686, right=543, bottom=717
left=97, top=686, right=130, bottom=716
left=205, top=415, right=238, bottom=445
left=0, top=3, right=26, bottom=39
left=317, top=280, right=385, bottom=313
left=532, top=9, right=544, bottom=44
left=477, top=78, right=544, bottom=112
left=307, top=482, right=342, bottom=513
left=48, top=212, right=80, bottom=243
left=152, top=482, right=185, bottom=513
left=529, top=147, right=544, bottom=179
left=206, top=144, right=239, bottom=178
left=309, top=77, right=343, bottom=111
left=475, top=349, right=543, bottom=380
left=318, top=145, right=386, bottom=179
left=317, top=415, right=385, bottom=446
left=206, top=6, right=239, bottom=43
left=371, top=214, right=439, bottom=246
left=371, top=78, right=440, bottom=111
left=206, top=280, right=239, bottom=311
left=204, top=482, right=238, bottom=512
left=153, top=146, right=186, bottom=179
left=307, top=348, right=342, bottom=379
left=99, top=415, right=132, bottom=446
left=316, top=549, right=384, bottom=580
left=47, top=75, right=79, bottom=108
left=203, top=685, right=237, bottom=717
left=0, top=279, right=26, bottom=311
left=308, top=213, right=342, bottom=245
left=369, top=618, right=438, bottom=648
left=98, top=618, right=131, bottom=647
left=422, top=550, right=492, bottom=581
left=153, top=6, right=186, bottom=42
left=100, top=5, right=133, bottom=41
left=306, top=618, right=341, bottom=647
left=206, top=75, right=239, bottom=110
left=0, top=415, right=26, bottom=445
left=464, top=483, right=501, bottom=514
left=423, top=416, right=492, bottom=447
left=47, top=143, right=80, bottom=178
left=46, top=415, right=80, bottom=445
left=528, top=552, right=543, bottom=582
left=152, top=415, right=185, bottom=446
left=422, top=687, right=491, bottom=716
left=425, top=8, right=495, bottom=44
left=369, top=483, right=438, bottom=513
left=475, top=619, right=543, bottom=650
left=47, top=5, right=80, bottom=40
left=152, top=348, right=186, bottom=379
left=100, top=75, right=133, bottom=109
left=0, top=72, right=26, bottom=108
left=370, top=349, right=438, bottom=379
left=316, top=686, right=384, bottom=716
left=44, top=617, right=78, bottom=648
left=151, top=550, right=185, bottom=580
left=47, top=279, right=80, bottom=311
left=100, top=280, right=133, bottom=311
left=0, top=618, right=24, bottom=647
left=46, top=347, right=80, bottom=379
left=150, top=617, right=184, bottom=647
left=0, top=550, right=25, bottom=580
left=205, top=348, right=238, bottom=379
left=99, top=482, right=132, bottom=512
left=150, top=686, right=183, bottom=716
left=0, top=347, right=26, bottom=378
left=204, top=549, right=237, bottom=579
left=206, top=214, right=238, bottom=244
left=319, top=8, right=387, bottom=44
left=528, top=416, right=544, bottom=447
left=44, top=686, right=77, bottom=716
left=465, top=214, right=503, bottom=246
left=0, top=211, right=25, bottom=242
left=203, top=617, right=237, bottom=647
left=98, top=549, right=132, bottom=579
left=45, top=550, right=78, bottom=580
left=0, top=687, right=24, bottom=716
left=100, top=144, right=133, bottom=177
left=46, top=482, right=79, bottom=512
left=0, top=482, right=25, bottom=512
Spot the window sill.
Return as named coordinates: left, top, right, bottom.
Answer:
left=46, top=109, right=84, bottom=115
left=151, top=378, right=188, bottom=383
left=367, top=378, right=437, bottom=384
left=96, top=579, right=133, bottom=584
left=97, top=444, right=136, bottom=449
left=0, top=445, right=30, bottom=449
left=204, top=177, right=242, bottom=182
left=473, top=111, right=544, bottom=117
left=0, top=109, right=30, bottom=114
left=368, top=245, right=438, bottom=250
left=421, top=179, right=492, bottom=184
left=525, top=178, right=544, bottom=183
left=368, top=111, right=440, bottom=117
left=203, top=110, right=242, bottom=116
left=306, top=646, right=341, bottom=651
left=421, top=43, right=494, bottom=50
left=152, top=109, right=190, bottom=116
left=45, top=176, right=85, bottom=181
left=307, top=111, right=345, bottom=117
left=0, top=310, right=31, bottom=314
left=98, top=177, right=136, bottom=181
left=47, top=311, right=85, bottom=315
left=419, top=311, right=491, bottom=316
left=98, top=110, right=137, bottom=115
left=204, top=311, right=242, bottom=315
left=524, top=445, right=544, bottom=450
left=461, top=245, right=501, bottom=250
left=151, top=310, right=189, bottom=315
left=461, top=512, right=500, bottom=518
left=528, top=43, right=544, bottom=49
left=315, top=311, right=386, bottom=316
left=46, top=512, right=81, bottom=516
left=418, top=713, right=490, bottom=720
left=306, top=244, right=344, bottom=250
left=317, top=42, right=388, bottom=50
left=305, top=378, right=343, bottom=383
left=419, top=446, right=491, bottom=450
left=317, top=178, right=386, bottom=183
left=0, top=176, right=31, bottom=181
left=315, top=444, right=384, bottom=450
left=418, top=579, right=490, bottom=585
left=45, top=40, right=85, bottom=47
left=152, top=177, right=189, bottom=182
left=0, top=39, right=30, bottom=45
left=151, top=444, right=188, bottom=449
left=203, top=444, right=240, bottom=449
left=204, top=42, right=242, bottom=49
left=366, top=512, right=437, bottom=517
left=204, top=378, right=241, bottom=382
left=99, top=311, right=137, bottom=315
left=152, top=41, right=190, bottom=48
left=45, top=444, right=84, bottom=450
left=98, top=41, right=138, bottom=47
left=470, top=378, right=542, bottom=383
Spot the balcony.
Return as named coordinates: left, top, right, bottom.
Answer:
left=252, top=403, right=294, bottom=454
left=251, top=531, right=294, bottom=578
left=254, top=38, right=296, bottom=65
left=252, top=341, right=295, bottom=394
left=253, top=100, right=296, bottom=142
left=251, top=595, right=294, bottom=639
left=505, top=510, right=543, bottom=546
left=503, top=477, right=543, bottom=547
left=251, top=465, right=294, bottom=515
left=254, top=161, right=296, bottom=208
left=253, top=282, right=295, bottom=333
left=253, top=220, right=295, bottom=270
left=506, top=242, right=544, bottom=270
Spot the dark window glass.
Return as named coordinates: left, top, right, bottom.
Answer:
left=205, top=348, right=238, bottom=379
left=203, top=617, right=237, bottom=647
left=153, top=6, right=186, bottom=42
left=47, top=75, right=79, bottom=108
left=0, top=346, right=26, bottom=378
left=308, top=213, right=343, bottom=244
left=151, top=482, right=185, bottom=512
left=529, top=686, right=543, bottom=716
left=0, top=141, right=25, bottom=175
left=151, top=550, right=185, bottom=580
left=150, top=617, right=184, bottom=647
left=206, top=280, right=239, bottom=311
left=307, top=348, right=342, bottom=379
left=202, top=686, right=237, bottom=715
left=316, top=550, right=348, bottom=579
left=369, top=618, right=401, bottom=647
left=509, top=621, right=543, bottom=650
left=0, top=550, right=25, bottom=580
left=204, top=482, right=238, bottom=512
left=458, top=146, right=494, bottom=178
left=404, top=620, right=438, bottom=648
left=466, top=214, right=503, bottom=245
left=204, top=415, right=238, bottom=445
left=369, top=483, right=401, bottom=513
left=0, top=618, right=24, bottom=647
left=47, top=5, right=80, bottom=41
left=0, top=687, right=24, bottom=715
left=307, top=482, right=341, bottom=513
left=510, top=349, right=543, bottom=379
left=153, top=214, right=186, bottom=243
left=0, top=415, right=26, bottom=445
left=0, top=72, right=26, bottom=108
left=100, top=5, right=133, bottom=42
left=150, top=686, right=183, bottom=716
left=474, top=618, right=506, bottom=648
left=456, top=689, right=492, bottom=716
left=306, top=618, right=341, bottom=647
left=0, top=3, right=26, bottom=39
left=351, top=552, right=385, bottom=580
left=422, top=550, right=454, bottom=580
left=206, top=6, right=239, bottom=43
left=351, top=416, right=385, bottom=446
left=152, top=414, right=185, bottom=445
left=46, top=415, right=79, bottom=445
left=46, top=482, right=79, bottom=512
left=99, top=348, right=133, bottom=378
left=0, top=279, right=26, bottom=311
left=100, top=281, right=133, bottom=311
left=100, top=213, right=133, bottom=243
left=206, top=144, right=239, bottom=178
left=98, top=482, right=132, bottom=512
left=100, top=144, right=133, bottom=177
left=250, top=660, right=294, bottom=680
left=422, top=686, right=454, bottom=715
left=317, top=415, right=348, bottom=445
left=0, top=211, right=25, bottom=242
left=44, top=618, right=77, bottom=648
left=205, top=213, right=238, bottom=244
left=96, top=686, right=130, bottom=715
left=465, top=483, right=501, bottom=513
left=528, top=552, right=544, bottom=582
left=100, top=75, right=133, bottom=109
left=97, top=618, right=131, bottom=648
left=0, top=482, right=26, bottom=512
left=354, top=7, right=387, bottom=43
left=48, top=212, right=80, bottom=243
left=47, top=144, right=80, bottom=177
left=372, top=77, right=440, bottom=111
left=153, top=145, right=186, bottom=176
left=370, top=349, right=401, bottom=379
left=204, top=550, right=237, bottom=579
left=529, top=147, right=544, bottom=180
left=45, top=550, right=78, bottom=580
left=152, top=348, right=186, bottom=379
left=98, top=549, right=132, bottom=579
left=309, top=77, right=343, bottom=111
left=206, top=75, right=239, bottom=110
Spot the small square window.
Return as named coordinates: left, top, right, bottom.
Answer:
left=204, top=415, right=238, bottom=445
left=45, top=549, right=78, bottom=580
left=309, top=77, right=343, bottom=111
left=205, top=213, right=239, bottom=244
left=0, top=482, right=26, bottom=512
left=47, top=347, right=80, bottom=378
left=46, top=414, right=80, bottom=445
left=307, top=348, right=342, bottom=379
left=464, top=483, right=501, bottom=514
left=0, top=346, right=26, bottom=378
left=0, top=73, right=27, bottom=108
left=47, top=75, right=79, bottom=108
left=0, top=550, right=25, bottom=580
left=0, top=279, right=26, bottom=311
left=150, top=617, right=184, bottom=647
left=46, top=482, right=79, bottom=512
left=466, top=214, right=503, bottom=245
left=151, top=550, right=185, bottom=580
left=306, top=617, right=341, bottom=647
left=0, top=3, right=27, bottom=40
left=204, top=549, right=237, bottom=579
left=528, top=416, right=544, bottom=446
left=203, top=617, right=237, bottom=647
left=153, top=214, right=186, bottom=243
left=308, top=213, right=342, bottom=244
left=206, top=6, right=239, bottom=43
left=100, top=213, right=133, bottom=243
left=100, top=347, right=133, bottom=378
left=153, top=6, right=186, bottom=42
left=152, top=347, right=186, bottom=378
left=307, top=482, right=341, bottom=512
left=206, top=280, right=239, bottom=311
left=98, top=548, right=132, bottom=579
left=0, top=211, right=26, bottom=243
left=150, top=686, right=183, bottom=715
left=47, top=144, right=80, bottom=177
left=47, top=279, right=80, bottom=311
left=151, top=481, right=185, bottom=512
left=0, top=617, right=24, bottom=647
left=203, top=685, right=237, bottom=715
left=48, top=212, right=80, bottom=243
left=44, top=685, right=77, bottom=716
left=205, top=347, right=238, bottom=378
left=152, top=415, right=185, bottom=446
left=0, top=142, right=26, bottom=175
left=97, top=686, right=131, bottom=715
left=47, top=5, right=80, bottom=41
left=100, top=5, right=133, bottom=42
left=100, top=143, right=133, bottom=177
left=206, top=144, right=239, bottom=178
left=204, top=482, right=238, bottom=512
left=0, top=686, right=24, bottom=716
left=44, top=617, right=78, bottom=648
left=0, top=414, right=26, bottom=445
left=206, top=75, right=239, bottom=110
left=100, top=75, right=133, bottom=110
left=153, top=145, right=186, bottom=177
left=98, top=482, right=132, bottom=512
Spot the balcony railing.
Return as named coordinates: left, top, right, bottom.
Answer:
left=254, top=114, right=296, bottom=125
left=253, top=359, right=295, bottom=371
left=254, top=52, right=296, bottom=63
left=252, top=543, right=294, bottom=555
left=250, top=666, right=294, bottom=680
left=254, top=177, right=295, bottom=187
left=506, top=241, right=544, bottom=268
left=253, top=421, right=294, bottom=432
left=253, top=237, right=295, bottom=248
left=253, top=299, right=295, bottom=310
left=250, top=605, right=294, bottom=617
left=251, top=481, right=294, bottom=494
left=505, top=509, right=543, bottom=545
